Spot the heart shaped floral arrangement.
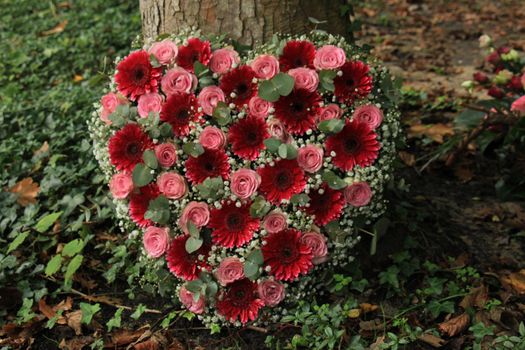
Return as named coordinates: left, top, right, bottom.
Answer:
left=90, top=29, right=400, bottom=327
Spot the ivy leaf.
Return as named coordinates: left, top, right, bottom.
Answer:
left=80, top=302, right=101, bottom=325
left=64, top=254, right=83, bottom=281
left=7, top=231, right=30, bottom=253
left=45, top=255, right=62, bottom=277
left=185, top=237, right=203, bottom=254
left=106, top=308, right=123, bottom=332
left=132, top=163, right=153, bottom=187
left=318, top=118, right=344, bottom=134
left=143, top=149, right=158, bottom=170
left=182, top=142, right=205, bottom=158
left=130, top=304, right=146, bottom=320
left=263, top=137, right=282, bottom=153
left=322, top=170, right=347, bottom=190
left=61, top=239, right=84, bottom=257
left=34, top=211, right=62, bottom=233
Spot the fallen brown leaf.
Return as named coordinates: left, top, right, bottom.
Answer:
left=348, top=308, right=360, bottom=318
left=66, top=310, right=83, bottom=335
left=33, top=141, right=49, bottom=157
left=399, top=151, right=416, bottom=166
left=359, top=319, right=383, bottom=331
left=111, top=327, right=149, bottom=347
left=500, top=269, right=525, bottom=294
left=73, top=74, right=83, bottom=82
left=438, top=313, right=470, bottom=337
left=39, top=20, right=68, bottom=36
left=359, top=303, right=379, bottom=314
left=418, top=333, right=446, bottom=348
left=408, top=123, right=454, bottom=143
left=9, top=178, right=39, bottom=206
left=38, top=297, right=72, bottom=325
left=453, top=163, right=474, bottom=183
left=460, top=285, right=489, bottom=310
left=59, top=336, right=93, bottom=350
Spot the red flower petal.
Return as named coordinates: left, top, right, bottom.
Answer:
left=216, top=278, right=264, bottom=324
left=220, top=65, right=258, bottom=107
left=129, top=184, right=159, bottom=228
left=333, top=61, right=373, bottom=104
left=166, top=235, right=211, bottom=281
left=274, top=89, right=321, bottom=135
left=229, top=116, right=269, bottom=160
left=185, top=149, right=230, bottom=184
left=209, top=201, right=260, bottom=248
left=109, top=123, right=154, bottom=172
left=303, top=184, right=345, bottom=226
left=257, top=159, right=306, bottom=204
left=115, top=50, right=162, bottom=100
left=160, top=93, right=202, bottom=137
left=176, top=38, right=212, bottom=72
left=279, top=40, right=316, bottom=71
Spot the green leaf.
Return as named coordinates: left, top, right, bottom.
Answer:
left=45, top=255, right=62, bottom=276
left=455, top=109, right=486, bottom=129
left=7, top=231, right=30, bottom=253
left=187, top=221, right=200, bottom=238
left=64, top=254, right=83, bottom=281
left=80, top=302, right=101, bottom=324
left=318, top=119, right=344, bottom=134
left=246, top=249, right=263, bottom=265
left=34, top=212, right=63, bottom=233
left=322, top=170, right=347, bottom=190
left=427, top=300, right=455, bottom=318
left=195, top=177, right=224, bottom=200
left=258, top=73, right=295, bottom=102
left=108, top=113, right=125, bottom=128
left=61, top=239, right=84, bottom=257
left=149, top=54, right=161, bottom=68
left=182, top=142, right=205, bottom=158
left=143, top=149, right=158, bottom=169
left=185, top=237, right=203, bottom=254
left=130, top=304, right=146, bottom=320
left=278, top=143, right=298, bottom=160
left=319, top=70, right=337, bottom=92
left=243, top=260, right=260, bottom=279
left=144, top=195, right=170, bottom=225
left=132, top=163, right=153, bottom=187
left=263, top=137, right=282, bottom=152
left=308, top=16, right=327, bottom=24
left=106, top=308, right=123, bottom=332
left=212, top=101, right=232, bottom=125
left=185, top=280, right=204, bottom=294
left=250, top=196, right=271, bottom=218
left=194, top=61, right=209, bottom=77
left=290, top=193, right=310, bottom=205
left=159, top=123, right=173, bottom=137
left=205, top=281, right=218, bottom=298
left=371, top=217, right=390, bottom=255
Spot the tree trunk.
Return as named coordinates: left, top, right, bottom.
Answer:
left=139, top=0, right=350, bottom=46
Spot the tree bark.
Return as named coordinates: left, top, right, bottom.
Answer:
left=140, top=0, right=350, bottom=46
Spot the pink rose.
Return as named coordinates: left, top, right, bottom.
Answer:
left=318, top=104, right=343, bottom=122
left=157, top=172, right=187, bottom=199
left=262, top=210, right=287, bottom=234
left=251, top=54, right=280, bottom=79
left=215, top=257, right=244, bottom=286
left=353, top=105, right=384, bottom=130
left=100, top=92, right=127, bottom=124
left=300, top=232, right=328, bottom=265
left=230, top=169, right=261, bottom=199
left=143, top=226, right=170, bottom=258
left=161, top=67, right=197, bottom=95
left=149, top=40, right=178, bottom=65
left=344, top=182, right=373, bottom=207
left=109, top=172, right=134, bottom=199
left=248, top=96, right=273, bottom=118
left=154, top=143, right=177, bottom=168
left=199, top=126, right=226, bottom=150
left=297, top=145, right=324, bottom=173
left=288, top=68, right=319, bottom=92
left=257, top=280, right=285, bottom=307
left=179, top=201, right=210, bottom=234
left=209, top=48, right=240, bottom=75
left=198, top=86, right=226, bottom=115
left=511, top=95, right=525, bottom=115
left=313, top=45, right=346, bottom=70
left=267, top=118, right=292, bottom=143
left=179, top=285, right=205, bottom=314
left=137, top=92, right=163, bottom=118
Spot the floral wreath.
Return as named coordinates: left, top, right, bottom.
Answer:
left=89, top=29, right=401, bottom=327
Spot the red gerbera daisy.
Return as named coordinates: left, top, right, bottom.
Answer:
left=257, top=159, right=306, bottom=204
left=109, top=123, right=154, bottom=172
left=333, top=60, right=373, bottom=104
left=262, top=229, right=313, bottom=281
left=115, top=50, right=162, bottom=100
left=208, top=201, right=260, bottom=248
left=166, top=235, right=211, bottom=281
left=274, top=88, right=321, bottom=135
left=219, top=65, right=257, bottom=107
left=228, top=116, right=269, bottom=160
left=185, top=149, right=230, bottom=184
left=325, top=120, right=380, bottom=171
left=160, top=93, right=202, bottom=137
left=216, top=278, right=264, bottom=324
left=129, top=184, right=159, bottom=227
left=304, top=184, right=346, bottom=226
left=176, top=38, right=212, bottom=72
left=279, top=40, right=316, bottom=71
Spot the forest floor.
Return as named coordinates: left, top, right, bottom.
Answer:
left=1, top=0, right=524, bottom=349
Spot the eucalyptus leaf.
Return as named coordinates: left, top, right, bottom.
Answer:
left=185, top=237, right=203, bottom=254
left=182, top=142, right=205, bottom=158
left=264, top=137, right=282, bottom=152
left=132, top=163, right=153, bottom=187
left=318, top=118, right=344, bottom=134
left=143, top=149, right=158, bottom=169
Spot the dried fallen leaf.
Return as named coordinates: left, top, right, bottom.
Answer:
left=348, top=309, right=361, bottom=318
left=359, top=303, right=379, bottom=314
left=453, top=162, right=474, bottom=183
left=369, top=335, right=385, bottom=350
left=73, top=74, right=83, bottom=82
left=66, top=310, right=83, bottom=335
left=39, top=20, right=68, bottom=36
left=33, top=141, right=49, bottom=157
left=408, top=123, right=454, bottom=143
left=459, top=285, right=488, bottom=310
left=438, top=313, right=470, bottom=337
left=500, top=269, right=525, bottom=294
left=399, top=151, right=416, bottom=166
left=9, top=178, right=39, bottom=206
left=59, top=336, right=93, bottom=350
left=111, top=327, right=149, bottom=346
left=418, top=333, right=446, bottom=348
left=359, top=319, right=383, bottom=331
left=38, top=297, right=72, bottom=325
